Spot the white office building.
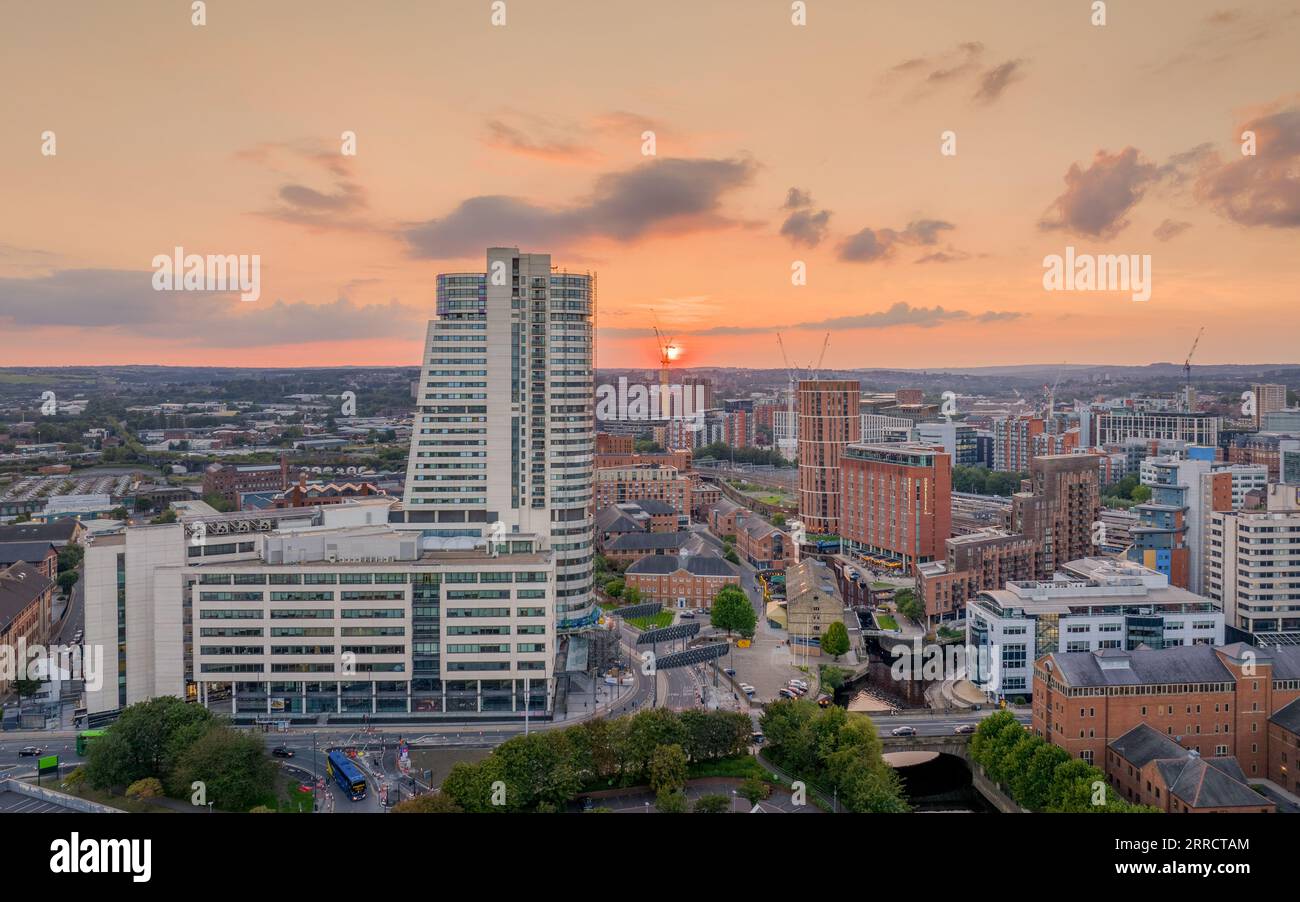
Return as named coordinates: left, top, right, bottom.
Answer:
left=83, top=500, right=556, bottom=719
left=966, top=558, right=1224, bottom=699
left=402, top=248, right=596, bottom=629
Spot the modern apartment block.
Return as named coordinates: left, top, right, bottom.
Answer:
left=915, top=528, right=1038, bottom=623
left=967, top=558, right=1225, bottom=698
left=1251, top=382, right=1288, bottom=428
left=839, top=442, right=952, bottom=573
left=991, top=416, right=1044, bottom=472
left=593, top=465, right=691, bottom=517
left=83, top=501, right=557, bottom=720
left=1011, top=453, right=1101, bottom=579
left=402, top=248, right=595, bottom=629
left=796, top=380, right=861, bottom=534
left=1095, top=411, right=1222, bottom=448
left=1033, top=642, right=1300, bottom=786
left=1207, top=484, right=1300, bottom=642
left=1131, top=454, right=1268, bottom=593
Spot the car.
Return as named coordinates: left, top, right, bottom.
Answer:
left=19, top=746, right=42, bottom=757
left=953, top=724, right=976, bottom=735
left=723, top=667, right=736, bottom=677
left=778, top=688, right=797, bottom=699
left=679, top=610, right=696, bottom=619
left=750, top=732, right=765, bottom=745
left=271, top=746, right=295, bottom=758
left=788, top=679, right=809, bottom=689
left=739, top=683, right=755, bottom=692
left=890, top=726, right=917, bottom=737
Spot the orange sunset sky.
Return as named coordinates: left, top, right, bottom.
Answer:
left=1, top=0, right=1297, bottom=371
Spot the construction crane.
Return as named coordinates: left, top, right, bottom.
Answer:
left=1044, top=363, right=1066, bottom=429
left=776, top=333, right=796, bottom=448
left=809, top=332, right=831, bottom=380
left=1182, top=326, right=1205, bottom=412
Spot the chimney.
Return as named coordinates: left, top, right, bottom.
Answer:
left=280, top=451, right=289, bottom=490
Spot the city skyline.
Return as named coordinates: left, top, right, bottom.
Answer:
left=3, top=0, right=1299, bottom=370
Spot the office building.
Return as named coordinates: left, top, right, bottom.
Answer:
left=402, top=248, right=595, bottom=629
left=968, top=557, right=1225, bottom=699
left=83, top=501, right=557, bottom=719
left=1251, top=383, right=1288, bottom=429
left=1095, top=411, right=1221, bottom=448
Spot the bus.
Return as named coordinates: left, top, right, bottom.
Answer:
left=76, top=729, right=106, bottom=756
left=325, top=749, right=368, bottom=801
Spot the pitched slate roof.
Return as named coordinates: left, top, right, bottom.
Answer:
left=608, top=531, right=688, bottom=552
left=595, top=506, right=642, bottom=536
left=626, top=553, right=738, bottom=578
left=1269, top=697, right=1300, bottom=735
left=1046, top=644, right=1234, bottom=689
left=0, top=519, right=79, bottom=544
left=0, top=541, right=58, bottom=567
left=1110, top=723, right=1186, bottom=768
left=629, top=498, right=676, bottom=516
left=0, top=562, right=54, bottom=633
left=1157, top=756, right=1264, bottom=810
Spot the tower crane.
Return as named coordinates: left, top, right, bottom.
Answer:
left=1183, top=326, right=1205, bottom=412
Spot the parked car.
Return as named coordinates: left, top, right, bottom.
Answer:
left=778, top=688, right=797, bottom=699
left=953, top=724, right=976, bottom=735
left=789, top=679, right=809, bottom=690
left=679, top=610, right=696, bottom=619
left=751, top=731, right=765, bottom=745
left=723, top=667, right=736, bottom=677
left=19, top=746, right=42, bottom=757
left=816, top=694, right=832, bottom=708
left=890, top=726, right=917, bottom=737
left=271, top=746, right=295, bottom=758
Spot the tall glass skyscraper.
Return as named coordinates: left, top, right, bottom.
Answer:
left=403, top=248, right=597, bottom=629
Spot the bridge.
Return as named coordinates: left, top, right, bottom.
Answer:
left=878, top=732, right=972, bottom=760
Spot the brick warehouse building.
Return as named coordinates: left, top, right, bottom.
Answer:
left=624, top=553, right=739, bottom=610
left=840, top=442, right=951, bottom=573
left=1033, top=643, right=1300, bottom=786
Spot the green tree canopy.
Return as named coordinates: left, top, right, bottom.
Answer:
left=710, top=585, right=756, bottom=637
left=820, top=621, right=850, bottom=660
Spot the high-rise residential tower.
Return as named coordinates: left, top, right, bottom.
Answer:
left=796, top=379, right=861, bottom=534
left=403, top=248, right=596, bottom=629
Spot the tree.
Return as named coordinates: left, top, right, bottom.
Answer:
left=710, top=585, right=756, bottom=637
left=1131, top=484, right=1152, bottom=503
left=820, top=665, right=847, bottom=692
left=621, top=585, right=642, bottom=605
left=108, top=506, right=130, bottom=520
left=655, top=788, right=687, bottom=812
left=57, top=545, right=84, bottom=572
left=14, top=679, right=42, bottom=698
left=151, top=509, right=178, bottom=524
left=57, top=570, right=79, bottom=594
left=392, top=793, right=463, bottom=813
left=820, top=621, right=850, bottom=660
left=125, top=777, right=164, bottom=800
left=649, top=744, right=688, bottom=795
left=167, top=724, right=277, bottom=812
left=85, top=697, right=214, bottom=790
left=723, top=547, right=740, bottom=565
left=604, top=579, right=624, bottom=598
left=693, top=793, right=730, bottom=813
left=739, top=777, right=769, bottom=805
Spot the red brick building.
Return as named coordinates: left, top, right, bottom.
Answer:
left=915, top=529, right=1037, bottom=622
left=202, top=459, right=289, bottom=509
left=840, top=442, right=952, bottom=573
left=593, top=465, right=691, bottom=517
left=1106, top=723, right=1274, bottom=812
left=624, top=553, right=739, bottom=610
left=735, top=514, right=795, bottom=571
left=1012, top=453, right=1101, bottom=579
left=0, top=562, right=54, bottom=694
left=1034, top=643, right=1300, bottom=783
left=796, top=380, right=861, bottom=534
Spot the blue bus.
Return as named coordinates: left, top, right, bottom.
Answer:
left=326, top=749, right=368, bottom=801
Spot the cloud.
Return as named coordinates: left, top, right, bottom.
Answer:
left=402, top=156, right=757, bottom=258
left=838, top=219, right=956, bottom=263
left=0, top=268, right=420, bottom=347
left=242, top=143, right=372, bottom=231
left=482, top=118, right=598, bottom=163
left=602, top=302, right=1024, bottom=338
left=1153, top=219, right=1193, bottom=241
left=914, top=248, right=972, bottom=264
left=974, top=60, right=1026, bottom=103
left=879, top=42, right=1027, bottom=105
left=779, top=187, right=832, bottom=247
left=1037, top=147, right=1161, bottom=238
left=1193, top=103, right=1300, bottom=228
